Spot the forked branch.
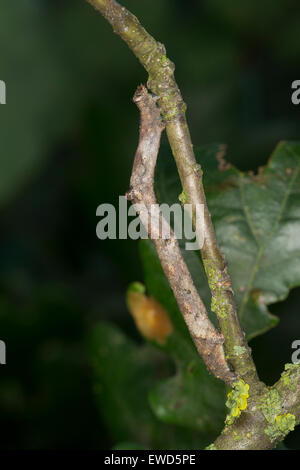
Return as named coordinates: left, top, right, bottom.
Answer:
left=86, top=0, right=300, bottom=451
left=126, top=85, right=236, bottom=385
left=86, top=0, right=258, bottom=386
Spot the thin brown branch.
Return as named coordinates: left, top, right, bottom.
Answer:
left=126, top=85, right=236, bottom=386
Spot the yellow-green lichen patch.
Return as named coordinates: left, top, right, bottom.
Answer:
left=282, top=374, right=290, bottom=387
left=161, top=54, right=168, bottom=66
left=205, top=443, right=217, bottom=450
left=279, top=363, right=300, bottom=390
left=233, top=431, right=242, bottom=441
left=259, top=389, right=296, bottom=443
left=276, top=413, right=295, bottom=433
left=178, top=190, right=187, bottom=205
left=284, top=363, right=299, bottom=372
left=233, top=345, right=247, bottom=356
left=203, top=259, right=231, bottom=321
left=203, top=259, right=222, bottom=288
left=265, top=412, right=296, bottom=442
left=211, top=296, right=227, bottom=319
left=259, top=389, right=282, bottom=423
left=225, top=379, right=249, bottom=425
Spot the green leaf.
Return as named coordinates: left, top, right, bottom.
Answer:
left=148, top=334, right=226, bottom=434
left=90, top=321, right=221, bottom=448
left=155, top=141, right=300, bottom=340
left=89, top=322, right=159, bottom=446
left=203, top=141, right=300, bottom=339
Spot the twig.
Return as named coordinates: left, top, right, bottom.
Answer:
left=126, top=85, right=236, bottom=386
left=86, top=0, right=258, bottom=385
left=86, top=0, right=300, bottom=449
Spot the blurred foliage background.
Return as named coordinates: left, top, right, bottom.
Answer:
left=0, top=0, right=299, bottom=449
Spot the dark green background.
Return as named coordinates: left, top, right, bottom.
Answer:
left=0, top=0, right=299, bottom=449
